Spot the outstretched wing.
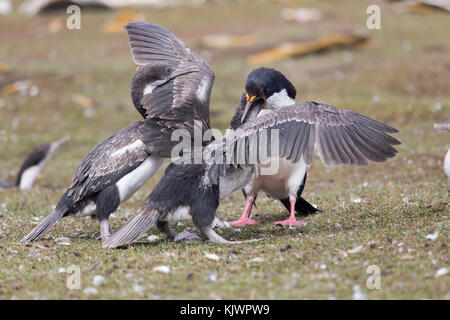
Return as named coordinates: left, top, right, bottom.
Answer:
left=66, top=122, right=148, bottom=203
left=205, top=101, right=400, bottom=168
left=125, top=22, right=214, bottom=156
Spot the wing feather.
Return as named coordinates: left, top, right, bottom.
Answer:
left=206, top=101, right=400, bottom=168
left=67, top=122, right=148, bottom=203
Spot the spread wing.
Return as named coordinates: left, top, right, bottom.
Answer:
left=205, top=101, right=400, bottom=168
left=125, top=22, right=215, bottom=157
left=66, top=122, right=148, bottom=203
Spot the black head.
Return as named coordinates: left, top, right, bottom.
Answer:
left=131, top=62, right=176, bottom=118
left=245, top=67, right=296, bottom=102
left=239, top=67, right=296, bottom=124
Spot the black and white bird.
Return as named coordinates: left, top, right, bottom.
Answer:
left=228, top=67, right=400, bottom=227
left=20, top=122, right=164, bottom=244
left=0, top=137, right=68, bottom=190
left=228, top=68, right=318, bottom=227
left=102, top=23, right=400, bottom=248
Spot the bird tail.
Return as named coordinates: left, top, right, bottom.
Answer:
left=21, top=210, right=64, bottom=243
left=102, top=210, right=160, bottom=248
left=279, top=196, right=321, bottom=217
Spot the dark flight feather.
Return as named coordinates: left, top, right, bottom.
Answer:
left=205, top=101, right=400, bottom=170
left=21, top=211, right=63, bottom=242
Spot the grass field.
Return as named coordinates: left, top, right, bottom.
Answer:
left=0, top=0, right=448, bottom=299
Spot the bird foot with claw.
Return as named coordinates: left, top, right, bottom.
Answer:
left=275, top=219, right=304, bottom=227
left=229, top=218, right=258, bottom=226
left=174, top=230, right=200, bottom=242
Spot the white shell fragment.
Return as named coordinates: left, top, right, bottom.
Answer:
left=93, top=275, right=106, bottom=286
left=204, top=253, right=220, bottom=261
left=153, top=265, right=171, bottom=274
left=425, top=231, right=439, bottom=241
left=348, top=245, right=363, bottom=254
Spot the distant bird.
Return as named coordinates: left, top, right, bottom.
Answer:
left=102, top=24, right=400, bottom=248
left=0, top=137, right=68, bottom=190
left=229, top=67, right=400, bottom=227
left=434, top=123, right=450, bottom=178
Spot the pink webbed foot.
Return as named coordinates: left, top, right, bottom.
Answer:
left=274, top=218, right=304, bottom=227
left=229, top=218, right=258, bottom=227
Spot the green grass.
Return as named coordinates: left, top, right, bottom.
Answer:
left=0, top=0, right=448, bottom=299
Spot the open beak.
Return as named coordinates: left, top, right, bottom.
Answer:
left=241, top=97, right=265, bottom=124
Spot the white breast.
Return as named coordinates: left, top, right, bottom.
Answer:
left=19, top=141, right=64, bottom=190
left=19, top=165, right=43, bottom=190
left=116, top=156, right=164, bottom=203
left=266, top=89, right=295, bottom=109
left=444, top=148, right=450, bottom=178
left=253, top=158, right=307, bottom=199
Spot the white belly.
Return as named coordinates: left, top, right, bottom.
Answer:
left=73, top=201, right=97, bottom=218
left=116, top=156, right=164, bottom=203
left=19, top=164, right=43, bottom=190
left=164, top=206, right=191, bottom=222
left=253, top=158, right=307, bottom=199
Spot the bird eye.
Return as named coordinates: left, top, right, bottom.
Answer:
left=166, top=68, right=172, bottom=75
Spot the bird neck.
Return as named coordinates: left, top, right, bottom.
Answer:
left=229, top=94, right=247, bottom=130
left=230, top=108, right=244, bottom=130
left=266, top=89, right=295, bottom=110
left=131, top=71, right=147, bottom=119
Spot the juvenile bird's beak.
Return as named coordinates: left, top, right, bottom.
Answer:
left=241, top=96, right=265, bottom=124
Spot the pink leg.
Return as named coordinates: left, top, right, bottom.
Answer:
left=229, top=196, right=258, bottom=226
left=275, top=196, right=304, bottom=227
